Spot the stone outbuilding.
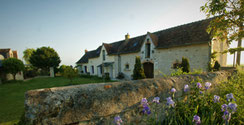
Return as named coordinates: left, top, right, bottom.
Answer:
left=76, top=18, right=228, bottom=79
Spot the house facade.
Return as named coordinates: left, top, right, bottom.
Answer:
left=76, top=19, right=228, bottom=79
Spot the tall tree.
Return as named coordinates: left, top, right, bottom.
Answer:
left=201, top=0, right=243, bottom=65
left=29, top=46, right=61, bottom=71
left=2, top=58, right=25, bottom=80
left=23, top=48, right=35, bottom=64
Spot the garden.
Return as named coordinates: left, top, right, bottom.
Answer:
left=113, top=67, right=244, bottom=125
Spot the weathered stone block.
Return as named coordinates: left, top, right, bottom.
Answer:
left=24, top=70, right=232, bottom=124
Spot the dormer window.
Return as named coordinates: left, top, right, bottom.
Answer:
left=102, top=50, right=105, bottom=61
left=145, top=43, right=151, bottom=58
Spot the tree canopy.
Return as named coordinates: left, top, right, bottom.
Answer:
left=201, top=0, right=243, bottom=65
left=23, top=48, right=35, bottom=64
left=2, top=58, right=25, bottom=80
left=29, top=46, right=61, bottom=69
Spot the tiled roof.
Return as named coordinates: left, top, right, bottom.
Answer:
left=0, top=48, right=11, bottom=59
left=76, top=46, right=101, bottom=64
left=77, top=18, right=212, bottom=64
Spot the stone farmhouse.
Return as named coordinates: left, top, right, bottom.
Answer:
left=76, top=19, right=228, bottom=80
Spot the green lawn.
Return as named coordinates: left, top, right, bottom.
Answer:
left=0, top=76, right=111, bottom=124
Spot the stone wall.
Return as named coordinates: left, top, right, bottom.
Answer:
left=120, top=52, right=140, bottom=80
left=154, top=43, right=210, bottom=76
left=24, top=70, right=232, bottom=125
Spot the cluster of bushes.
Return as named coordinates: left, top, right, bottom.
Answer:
left=113, top=69, right=243, bottom=124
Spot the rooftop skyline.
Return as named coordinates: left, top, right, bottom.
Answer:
left=0, top=0, right=243, bottom=66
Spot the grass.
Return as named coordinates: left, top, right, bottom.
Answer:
left=0, top=76, right=113, bottom=124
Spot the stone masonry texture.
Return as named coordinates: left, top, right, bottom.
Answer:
left=24, top=70, right=232, bottom=125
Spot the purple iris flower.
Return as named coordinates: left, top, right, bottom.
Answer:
left=171, top=88, right=176, bottom=93
left=142, top=105, right=151, bottom=115
left=192, top=115, right=201, bottom=125
left=153, top=97, right=160, bottom=104
left=114, top=116, right=123, bottom=125
left=141, top=98, right=148, bottom=107
left=221, top=104, right=228, bottom=112
left=166, top=97, right=175, bottom=107
left=184, top=84, right=189, bottom=92
left=213, top=95, right=220, bottom=103
left=228, top=103, right=237, bottom=113
left=222, top=111, right=231, bottom=121
left=226, top=93, right=235, bottom=102
left=205, top=82, right=211, bottom=90
left=196, top=82, right=202, bottom=88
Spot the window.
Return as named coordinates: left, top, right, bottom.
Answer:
left=145, top=43, right=151, bottom=58
left=102, top=50, right=105, bottom=61
left=125, top=64, right=129, bottom=70
left=91, top=66, right=94, bottom=74
left=100, top=66, right=103, bottom=74
left=84, top=66, right=87, bottom=73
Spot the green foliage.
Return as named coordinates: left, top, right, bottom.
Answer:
left=143, top=76, right=241, bottom=124
left=61, top=66, right=77, bottom=83
left=2, top=58, right=25, bottom=80
left=29, top=46, right=61, bottom=70
left=217, top=69, right=244, bottom=124
left=170, top=68, right=186, bottom=76
left=23, top=66, right=38, bottom=79
left=211, top=51, right=218, bottom=61
left=201, top=0, right=243, bottom=65
left=59, top=65, right=68, bottom=74
left=23, top=48, right=35, bottom=64
left=171, top=68, right=203, bottom=76
left=104, top=73, right=110, bottom=81
left=208, top=61, right=213, bottom=72
left=213, top=61, right=221, bottom=71
left=181, top=57, right=190, bottom=73
left=132, top=56, right=146, bottom=80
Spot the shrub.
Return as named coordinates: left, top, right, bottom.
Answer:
left=170, top=68, right=185, bottom=76
left=61, top=66, right=78, bottom=83
left=105, top=73, right=110, bottom=81
left=116, top=72, right=124, bottom=79
left=132, top=56, right=146, bottom=80
left=213, top=61, right=221, bottom=71
left=181, top=57, right=190, bottom=73
left=2, top=58, right=25, bottom=80
left=23, top=66, right=38, bottom=79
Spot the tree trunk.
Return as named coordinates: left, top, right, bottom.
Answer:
left=236, top=21, right=243, bottom=65
left=233, top=52, right=236, bottom=67
left=13, top=73, right=16, bottom=81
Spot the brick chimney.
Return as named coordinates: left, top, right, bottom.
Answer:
left=125, top=33, right=130, bottom=41
left=85, top=49, right=88, bottom=53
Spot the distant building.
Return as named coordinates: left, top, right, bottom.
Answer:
left=76, top=19, right=228, bottom=80
left=0, top=48, right=24, bottom=81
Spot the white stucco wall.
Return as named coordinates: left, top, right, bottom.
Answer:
left=211, top=38, right=228, bottom=66
left=154, top=43, right=210, bottom=77
left=140, top=34, right=156, bottom=62
left=120, top=52, right=140, bottom=79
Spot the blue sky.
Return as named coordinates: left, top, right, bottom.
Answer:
left=0, top=0, right=243, bottom=66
